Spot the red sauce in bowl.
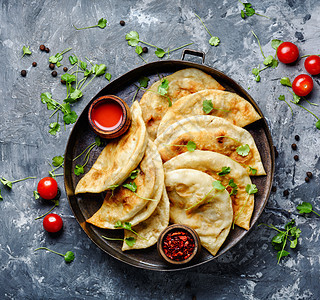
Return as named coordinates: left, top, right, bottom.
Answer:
left=91, top=101, right=124, bottom=131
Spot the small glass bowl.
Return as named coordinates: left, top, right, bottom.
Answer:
left=88, top=95, right=131, bottom=139
left=157, top=224, right=201, bottom=265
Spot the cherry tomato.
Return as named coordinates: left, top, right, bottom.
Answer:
left=43, top=213, right=63, bottom=233
left=292, top=74, right=313, bottom=97
left=277, top=42, right=299, bottom=64
left=304, top=55, right=320, bottom=75
left=37, top=177, right=58, bottom=200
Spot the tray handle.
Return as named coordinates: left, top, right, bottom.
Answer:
left=181, top=49, right=205, bottom=64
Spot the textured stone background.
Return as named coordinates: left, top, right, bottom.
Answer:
left=1, top=0, right=320, bottom=299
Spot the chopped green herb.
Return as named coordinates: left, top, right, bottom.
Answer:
left=227, top=179, right=238, bottom=196
left=186, top=141, right=197, bottom=152
left=212, top=180, right=226, bottom=191
left=249, top=166, right=257, bottom=175
left=203, top=99, right=214, bottom=114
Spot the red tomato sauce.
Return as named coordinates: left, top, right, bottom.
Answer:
left=91, top=101, right=123, bottom=131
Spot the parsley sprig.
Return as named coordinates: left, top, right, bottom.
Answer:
left=0, top=176, right=36, bottom=189
left=260, top=220, right=301, bottom=263
left=114, top=221, right=147, bottom=240
left=22, top=46, right=32, bottom=58
left=202, top=99, right=231, bottom=114
left=132, top=77, right=150, bottom=102
left=194, top=13, right=220, bottom=46
left=102, top=236, right=136, bottom=247
left=49, top=47, right=72, bottom=67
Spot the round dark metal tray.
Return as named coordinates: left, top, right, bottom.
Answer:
left=64, top=49, right=275, bottom=271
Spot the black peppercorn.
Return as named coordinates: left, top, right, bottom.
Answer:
left=39, top=44, right=45, bottom=51
left=295, top=135, right=300, bottom=141
left=283, top=189, right=289, bottom=197
left=291, top=143, right=297, bottom=150
left=61, top=79, right=66, bottom=84
left=271, top=186, right=277, bottom=192
left=305, top=177, right=310, bottom=183
left=306, top=172, right=313, bottom=178
left=142, top=47, right=148, bottom=53
left=51, top=71, right=57, bottom=77
left=49, top=63, right=55, bottom=70
left=63, top=67, right=68, bottom=72
left=120, top=20, right=125, bottom=26
left=21, top=70, right=27, bottom=77
left=45, top=47, right=50, bottom=53
left=32, top=62, right=37, bottom=67
left=294, top=155, right=299, bottom=161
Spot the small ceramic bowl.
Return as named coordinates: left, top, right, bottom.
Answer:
left=88, top=95, right=131, bottom=139
left=157, top=224, right=201, bottom=265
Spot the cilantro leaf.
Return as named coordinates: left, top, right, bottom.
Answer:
left=263, top=55, right=274, bottom=66
left=22, top=46, right=32, bottom=58
left=49, top=122, right=60, bottom=135
left=52, top=155, right=64, bottom=167
left=155, top=48, right=166, bottom=58
left=138, top=77, right=150, bottom=88
left=249, top=166, right=257, bottom=175
left=94, top=64, right=107, bottom=76
left=68, top=55, right=78, bottom=65
left=292, top=93, right=301, bottom=104
left=114, top=221, right=123, bottom=228
left=33, top=190, right=40, bottom=200
left=61, top=73, right=76, bottom=84
left=123, top=182, right=137, bottom=192
left=244, top=3, right=255, bottom=16
left=203, top=99, right=214, bottom=114
left=129, top=169, right=140, bottom=180
left=271, top=39, right=283, bottom=50
left=270, top=58, right=279, bottom=69
left=296, top=202, right=320, bottom=217
left=41, top=92, right=58, bottom=110
left=186, top=141, right=197, bottom=152
left=94, top=136, right=102, bottom=147
left=236, top=144, right=250, bottom=156
left=64, top=251, right=75, bottom=263
left=123, top=222, right=132, bottom=231
left=246, top=184, right=258, bottom=195
left=278, top=95, right=285, bottom=101
left=316, top=120, right=320, bottom=130
left=97, top=18, right=107, bottom=29
left=280, top=77, right=292, bottom=87
left=252, top=68, right=260, bottom=76
left=158, top=79, right=169, bottom=96
left=80, top=61, right=87, bottom=70
left=212, top=180, right=226, bottom=191
left=217, top=166, right=231, bottom=176
left=209, top=36, right=220, bottom=46
left=63, top=111, right=78, bottom=125
left=277, top=250, right=289, bottom=260
left=135, top=46, right=143, bottom=55
left=74, top=164, right=84, bottom=176
left=105, top=73, right=112, bottom=81
left=126, top=31, right=140, bottom=46
left=228, top=179, right=238, bottom=196
left=125, top=237, right=136, bottom=247
left=0, top=178, right=12, bottom=189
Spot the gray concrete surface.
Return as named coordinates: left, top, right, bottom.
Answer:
left=1, top=0, right=320, bottom=299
